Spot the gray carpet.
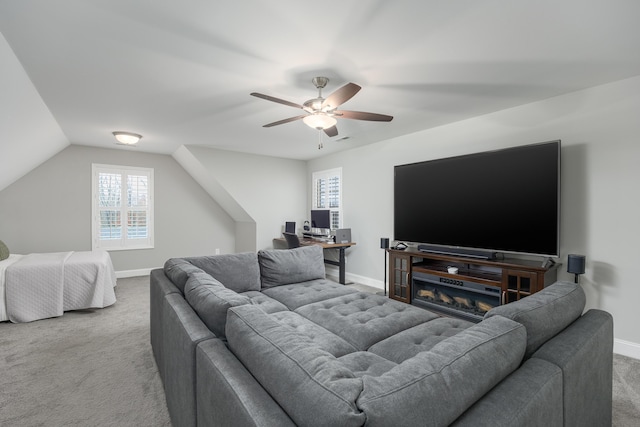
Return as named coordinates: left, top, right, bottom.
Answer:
left=612, top=353, right=640, bottom=426
left=0, top=276, right=171, bottom=426
left=1, top=276, right=639, bottom=426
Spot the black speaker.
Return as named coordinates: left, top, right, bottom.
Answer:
left=567, top=254, right=586, bottom=284
left=380, top=237, right=390, bottom=249
left=567, top=254, right=586, bottom=275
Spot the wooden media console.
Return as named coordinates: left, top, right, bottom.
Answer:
left=388, top=248, right=561, bottom=321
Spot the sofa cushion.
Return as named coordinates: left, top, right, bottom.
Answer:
left=296, top=292, right=438, bottom=350
left=368, top=316, right=474, bottom=363
left=356, top=315, right=527, bottom=427
left=484, top=281, right=586, bottom=358
left=164, top=258, right=205, bottom=294
left=184, top=272, right=250, bottom=339
left=186, top=252, right=261, bottom=293
left=261, top=278, right=358, bottom=310
left=258, top=245, right=326, bottom=289
left=226, top=305, right=366, bottom=427
left=240, top=291, right=289, bottom=314
left=336, top=351, right=397, bottom=378
left=270, top=311, right=358, bottom=357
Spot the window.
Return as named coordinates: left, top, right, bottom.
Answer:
left=312, top=167, right=342, bottom=229
left=92, top=164, right=154, bottom=250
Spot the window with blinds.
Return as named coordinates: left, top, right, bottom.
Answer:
left=92, top=164, right=154, bottom=250
left=312, top=168, right=342, bottom=229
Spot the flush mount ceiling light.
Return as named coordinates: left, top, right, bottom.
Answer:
left=112, top=131, right=142, bottom=145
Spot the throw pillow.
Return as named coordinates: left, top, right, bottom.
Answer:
left=258, top=245, right=325, bottom=288
left=164, top=258, right=205, bottom=294
left=0, top=240, right=9, bottom=261
left=184, top=272, right=250, bottom=338
left=186, top=252, right=261, bottom=293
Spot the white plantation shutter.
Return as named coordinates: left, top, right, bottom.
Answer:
left=126, top=174, right=149, bottom=239
left=92, top=164, right=154, bottom=250
left=98, top=172, right=122, bottom=240
left=312, top=168, right=342, bottom=229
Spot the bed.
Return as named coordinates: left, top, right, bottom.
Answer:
left=0, top=250, right=117, bottom=323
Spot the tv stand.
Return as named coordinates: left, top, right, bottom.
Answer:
left=387, top=248, right=560, bottom=320
left=417, top=244, right=496, bottom=260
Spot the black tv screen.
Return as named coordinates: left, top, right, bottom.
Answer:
left=394, top=141, right=560, bottom=257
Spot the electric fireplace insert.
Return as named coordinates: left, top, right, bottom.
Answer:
left=412, top=271, right=502, bottom=322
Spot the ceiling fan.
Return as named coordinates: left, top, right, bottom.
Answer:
left=250, top=77, right=393, bottom=140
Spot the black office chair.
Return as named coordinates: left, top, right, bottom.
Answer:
left=283, top=232, right=301, bottom=249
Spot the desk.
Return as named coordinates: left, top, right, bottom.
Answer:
left=272, top=238, right=356, bottom=285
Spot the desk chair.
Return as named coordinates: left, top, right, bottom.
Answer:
left=283, top=232, right=301, bottom=248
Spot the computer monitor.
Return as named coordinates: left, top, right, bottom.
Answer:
left=310, top=209, right=331, bottom=230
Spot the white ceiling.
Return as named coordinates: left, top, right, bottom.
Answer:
left=1, top=0, right=640, bottom=161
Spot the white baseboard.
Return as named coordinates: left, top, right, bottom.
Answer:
left=614, top=338, right=640, bottom=360
left=345, top=272, right=384, bottom=290
left=325, top=266, right=384, bottom=290
left=116, top=268, right=156, bottom=279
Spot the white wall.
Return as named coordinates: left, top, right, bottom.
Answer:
left=0, top=145, right=235, bottom=273
left=0, top=31, right=68, bottom=192
left=179, top=146, right=308, bottom=252
left=308, top=75, right=640, bottom=356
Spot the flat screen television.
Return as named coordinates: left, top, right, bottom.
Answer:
left=394, top=140, right=560, bottom=258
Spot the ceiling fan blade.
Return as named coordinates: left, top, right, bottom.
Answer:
left=321, top=83, right=361, bottom=109
left=334, top=110, right=393, bottom=122
left=262, top=115, right=307, bottom=128
left=323, top=125, right=338, bottom=137
left=250, top=92, right=304, bottom=109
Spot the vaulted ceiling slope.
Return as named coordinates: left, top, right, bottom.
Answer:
left=1, top=0, right=640, bottom=189
left=0, top=32, right=68, bottom=191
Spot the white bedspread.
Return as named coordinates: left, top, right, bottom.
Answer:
left=2, top=250, right=117, bottom=323
left=0, top=254, right=23, bottom=322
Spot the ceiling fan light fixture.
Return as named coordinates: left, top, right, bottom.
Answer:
left=303, top=114, right=337, bottom=130
left=112, top=131, right=142, bottom=145
left=251, top=77, right=392, bottom=135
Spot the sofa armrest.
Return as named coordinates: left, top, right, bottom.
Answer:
left=532, top=309, right=613, bottom=427
left=163, top=293, right=216, bottom=427
left=485, top=281, right=585, bottom=358
left=196, top=339, right=296, bottom=427
left=150, top=268, right=180, bottom=382
left=451, top=358, right=563, bottom=427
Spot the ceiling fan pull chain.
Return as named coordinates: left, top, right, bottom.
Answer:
left=318, top=130, right=323, bottom=150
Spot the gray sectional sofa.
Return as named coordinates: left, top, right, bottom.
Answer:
left=150, top=245, right=613, bottom=427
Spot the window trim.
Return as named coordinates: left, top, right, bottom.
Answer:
left=312, top=167, right=342, bottom=230
left=91, top=164, right=154, bottom=251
